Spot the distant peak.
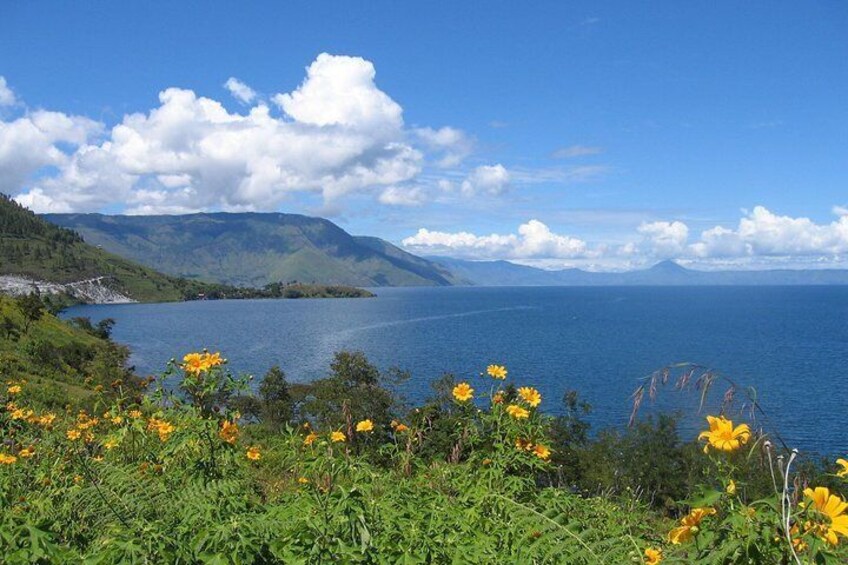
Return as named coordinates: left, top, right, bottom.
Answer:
left=648, top=260, right=688, bottom=272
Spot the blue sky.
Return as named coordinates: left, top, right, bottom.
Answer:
left=1, top=1, right=847, bottom=270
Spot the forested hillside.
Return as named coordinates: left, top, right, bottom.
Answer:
left=44, top=212, right=467, bottom=287
left=0, top=195, right=207, bottom=302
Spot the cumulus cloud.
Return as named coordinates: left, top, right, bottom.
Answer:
left=273, top=53, right=402, bottom=134
left=460, top=164, right=510, bottom=196
left=0, top=77, right=15, bottom=106
left=690, top=206, right=848, bottom=258
left=224, top=77, right=257, bottom=104
left=402, top=207, right=848, bottom=268
left=551, top=144, right=603, bottom=159
left=637, top=220, right=689, bottom=257
left=0, top=110, right=102, bottom=196
left=402, top=219, right=588, bottom=260
left=6, top=54, right=432, bottom=213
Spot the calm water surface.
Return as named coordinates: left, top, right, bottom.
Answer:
left=63, top=286, right=848, bottom=456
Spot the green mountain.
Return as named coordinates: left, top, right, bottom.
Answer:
left=0, top=195, right=207, bottom=302
left=43, top=212, right=468, bottom=287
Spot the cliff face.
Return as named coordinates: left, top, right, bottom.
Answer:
left=0, top=276, right=135, bottom=304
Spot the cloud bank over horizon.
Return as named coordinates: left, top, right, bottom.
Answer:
left=402, top=206, right=848, bottom=270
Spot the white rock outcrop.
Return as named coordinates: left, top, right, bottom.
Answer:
left=0, top=276, right=135, bottom=304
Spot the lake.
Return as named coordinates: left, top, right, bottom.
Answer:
left=63, top=286, right=848, bottom=456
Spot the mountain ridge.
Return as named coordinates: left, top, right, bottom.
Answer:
left=43, top=212, right=469, bottom=288
left=431, top=256, right=848, bottom=286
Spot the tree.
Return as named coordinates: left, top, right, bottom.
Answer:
left=16, top=292, right=45, bottom=333
left=0, top=315, right=19, bottom=340
left=259, top=365, right=292, bottom=431
left=299, top=351, right=396, bottom=438
left=330, top=350, right=380, bottom=387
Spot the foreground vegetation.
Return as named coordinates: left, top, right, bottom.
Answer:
left=1, top=298, right=847, bottom=563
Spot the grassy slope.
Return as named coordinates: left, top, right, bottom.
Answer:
left=0, top=296, right=130, bottom=407
left=43, top=212, right=465, bottom=287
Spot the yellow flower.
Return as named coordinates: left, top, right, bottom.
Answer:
left=506, top=404, right=529, bottom=419
left=330, top=431, right=346, bottom=443
left=147, top=418, right=175, bottom=442
left=644, top=547, right=663, bottom=565
left=803, top=486, right=848, bottom=546
left=73, top=475, right=83, bottom=485
left=204, top=351, right=224, bottom=369
left=394, top=423, right=409, bottom=433
left=298, top=477, right=309, bottom=484
left=452, top=382, right=474, bottom=402
left=246, top=446, right=261, bottom=461
left=181, top=352, right=206, bottom=374
left=103, top=438, right=119, bottom=450
left=182, top=351, right=225, bottom=374
left=67, top=429, right=82, bottom=441
left=11, top=408, right=31, bottom=420
left=486, top=364, right=507, bottom=379
left=726, top=480, right=736, bottom=495
left=837, top=458, right=848, bottom=478
left=38, top=413, right=56, bottom=427
left=697, top=415, right=750, bottom=452
left=0, top=453, right=16, bottom=465
left=533, top=444, right=551, bottom=461
left=492, top=391, right=504, bottom=404
left=7, top=385, right=21, bottom=395
left=218, top=420, right=240, bottom=444
left=517, top=386, right=542, bottom=408
left=111, top=415, right=124, bottom=425
left=303, top=432, right=318, bottom=446
left=356, top=419, right=374, bottom=433
left=19, top=446, right=35, bottom=458
left=129, top=410, right=143, bottom=419
left=668, top=507, right=716, bottom=544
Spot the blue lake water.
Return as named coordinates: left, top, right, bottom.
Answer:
left=63, top=286, right=848, bottom=456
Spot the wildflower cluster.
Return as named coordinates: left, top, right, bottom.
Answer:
left=181, top=351, right=225, bottom=375
left=2, top=345, right=847, bottom=564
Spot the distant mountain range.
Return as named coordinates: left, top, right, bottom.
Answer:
left=40, top=210, right=848, bottom=289
left=432, top=257, right=848, bottom=286
left=44, top=212, right=467, bottom=288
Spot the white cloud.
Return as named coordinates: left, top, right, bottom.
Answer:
left=402, top=219, right=588, bottom=259
left=378, top=185, right=425, bottom=206
left=414, top=126, right=473, bottom=167
left=690, top=206, right=848, bottom=258
left=273, top=53, right=402, bottom=134
left=637, top=220, right=689, bottom=257
left=7, top=54, right=427, bottom=213
left=403, top=206, right=848, bottom=269
left=460, top=164, right=510, bottom=196
left=0, top=110, right=102, bottom=195
left=224, top=77, right=257, bottom=104
left=551, top=144, right=603, bottom=159
left=0, top=77, right=15, bottom=106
